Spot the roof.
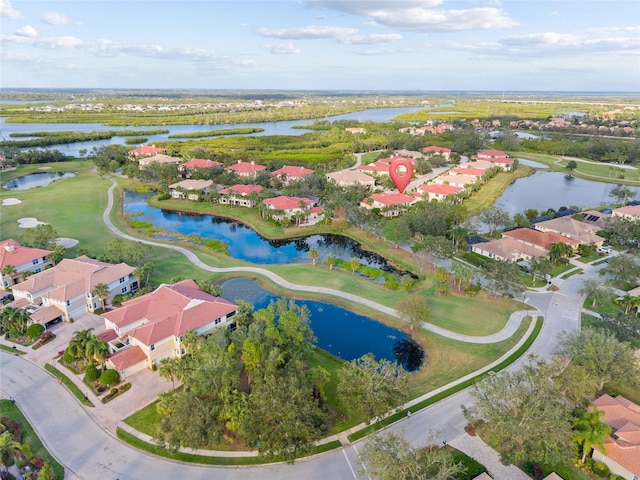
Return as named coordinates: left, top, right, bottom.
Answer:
left=0, top=239, right=52, bottom=270
left=103, top=279, right=238, bottom=346
left=450, top=167, right=486, bottom=176
left=219, top=184, right=262, bottom=196
left=465, top=160, right=497, bottom=170
left=326, top=170, right=375, bottom=185
left=178, top=158, right=222, bottom=170
left=613, top=205, right=640, bottom=218
left=169, top=179, right=213, bottom=191
left=137, top=154, right=182, bottom=166
left=12, top=256, right=135, bottom=301
left=108, top=345, right=147, bottom=371
left=543, top=474, right=565, bottom=480
left=534, top=217, right=604, bottom=244
left=592, top=394, right=640, bottom=476
left=477, top=149, right=508, bottom=158
left=369, top=192, right=417, bottom=207
left=472, top=474, right=492, bottom=480
left=418, top=184, right=463, bottom=195
left=357, top=160, right=393, bottom=174
left=29, top=305, right=64, bottom=325
left=271, top=165, right=315, bottom=178
left=435, top=174, right=478, bottom=185
left=473, top=237, right=547, bottom=261
left=129, top=145, right=166, bottom=156
left=423, top=146, right=452, bottom=154
left=225, top=161, right=267, bottom=174
left=262, top=196, right=314, bottom=210
left=503, top=227, right=581, bottom=250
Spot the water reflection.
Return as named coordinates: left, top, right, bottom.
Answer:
left=3, top=172, right=76, bottom=190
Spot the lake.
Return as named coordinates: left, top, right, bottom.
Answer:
left=221, top=278, right=422, bottom=370
left=0, top=106, right=424, bottom=157
left=2, top=171, right=76, bottom=190
left=124, top=190, right=408, bottom=274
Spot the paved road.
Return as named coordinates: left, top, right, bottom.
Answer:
left=0, top=177, right=601, bottom=480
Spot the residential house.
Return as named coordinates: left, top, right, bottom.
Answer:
left=434, top=174, right=478, bottom=189
left=10, top=256, right=137, bottom=324
left=580, top=210, right=611, bottom=229
left=262, top=196, right=323, bottom=224
left=271, top=165, right=315, bottom=185
left=474, top=150, right=514, bottom=171
left=534, top=217, right=605, bottom=246
left=128, top=145, right=166, bottom=159
left=502, top=227, right=581, bottom=253
left=1, top=239, right=52, bottom=289
left=103, top=279, right=238, bottom=377
left=393, top=149, right=423, bottom=159
left=225, top=160, right=267, bottom=179
left=218, top=184, right=262, bottom=207
left=423, top=146, right=452, bottom=161
left=471, top=237, right=547, bottom=262
left=357, top=159, right=393, bottom=176
left=137, top=154, right=182, bottom=168
left=464, top=159, right=498, bottom=170
left=591, top=394, right=640, bottom=480
left=612, top=205, right=640, bottom=222
left=178, top=158, right=223, bottom=178
left=168, top=179, right=214, bottom=201
left=326, top=170, right=376, bottom=188
left=345, top=127, right=366, bottom=134
left=360, top=192, right=419, bottom=217
left=418, top=183, right=463, bottom=201
left=450, top=167, right=486, bottom=178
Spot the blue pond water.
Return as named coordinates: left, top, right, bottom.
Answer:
left=3, top=172, right=76, bottom=190
left=221, top=278, right=422, bottom=370
left=123, top=190, right=405, bottom=273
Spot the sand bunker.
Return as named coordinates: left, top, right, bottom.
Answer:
left=17, top=217, right=47, bottom=228
left=55, top=238, right=79, bottom=248
left=2, top=198, right=22, bottom=206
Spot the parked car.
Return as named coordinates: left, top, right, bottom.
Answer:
left=0, top=293, right=14, bottom=305
left=597, top=246, right=613, bottom=254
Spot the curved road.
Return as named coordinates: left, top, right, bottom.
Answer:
left=0, top=177, right=599, bottom=480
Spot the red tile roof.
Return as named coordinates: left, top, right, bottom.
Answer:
left=108, top=345, right=147, bottom=371
left=357, top=160, right=393, bottom=173
left=423, top=146, right=452, bottom=154
left=129, top=145, right=166, bottom=155
left=369, top=192, right=417, bottom=206
left=219, top=184, right=262, bottom=196
left=418, top=184, right=463, bottom=195
left=179, top=158, right=223, bottom=170
left=271, top=165, right=315, bottom=178
left=262, top=196, right=314, bottom=210
left=451, top=167, right=486, bottom=176
left=477, top=149, right=508, bottom=158
left=225, top=161, right=267, bottom=174
left=503, top=228, right=580, bottom=250
left=0, top=239, right=52, bottom=271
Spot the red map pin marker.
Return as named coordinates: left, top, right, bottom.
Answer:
left=389, top=157, right=414, bottom=194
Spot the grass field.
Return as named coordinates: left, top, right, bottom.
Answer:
left=0, top=399, right=65, bottom=480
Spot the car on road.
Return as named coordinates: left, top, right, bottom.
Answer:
left=596, top=246, right=614, bottom=254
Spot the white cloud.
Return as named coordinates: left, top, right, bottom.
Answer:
left=306, top=0, right=517, bottom=32
left=257, top=25, right=358, bottom=39
left=549, top=11, right=561, bottom=17
left=42, top=11, right=83, bottom=26
left=264, top=42, right=301, bottom=54
left=338, top=33, right=402, bottom=45
left=15, top=25, right=37, bottom=37
left=0, top=0, right=21, bottom=19
left=586, top=25, right=640, bottom=34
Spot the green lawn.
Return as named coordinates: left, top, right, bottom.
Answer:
left=0, top=399, right=65, bottom=480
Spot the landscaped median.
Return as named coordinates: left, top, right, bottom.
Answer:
left=114, top=315, right=543, bottom=464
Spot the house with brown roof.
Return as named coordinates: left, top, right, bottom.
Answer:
left=394, top=149, right=423, bottom=159
left=434, top=174, right=478, bottom=188
left=224, top=160, right=267, bottom=179
left=128, top=145, right=166, bottom=159
left=326, top=170, right=376, bottom=188
left=178, top=158, right=223, bottom=178
left=10, top=256, right=137, bottom=324
left=168, top=179, right=214, bottom=201
left=262, top=196, right=323, bottom=224
left=218, top=184, right=263, bottom=207
left=502, top=228, right=581, bottom=253
left=1, top=239, right=52, bottom=290
left=418, top=183, right=463, bottom=201
left=450, top=167, right=486, bottom=177
left=471, top=237, right=548, bottom=263
left=473, top=150, right=514, bottom=171
left=357, top=159, right=393, bottom=176
left=360, top=192, right=419, bottom=217
left=581, top=210, right=611, bottom=229
left=591, top=394, right=640, bottom=480
left=534, top=217, right=605, bottom=246
left=103, top=279, right=237, bottom=377
left=423, top=146, right=452, bottom=161
left=271, top=165, right=315, bottom=185
left=137, top=154, right=183, bottom=168
left=612, top=205, right=640, bottom=222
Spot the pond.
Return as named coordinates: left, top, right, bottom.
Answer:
left=0, top=106, right=425, bottom=157
left=516, top=158, right=549, bottom=169
left=494, top=171, right=640, bottom=217
left=221, top=278, right=423, bottom=371
left=124, top=190, right=409, bottom=275
left=2, top=172, right=76, bottom=190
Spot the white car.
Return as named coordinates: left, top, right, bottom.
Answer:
left=597, top=246, right=613, bottom=254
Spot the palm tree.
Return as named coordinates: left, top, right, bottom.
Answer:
left=92, top=283, right=110, bottom=309
left=308, top=246, right=319, bottom=266
left=85, top=337, right=109, bottom=365
left=549, top=242, right=574, bottom=264
left=133, top=262, right=154, bottom=287
left=0, top=430, right=23, bottom=475
left=614, top=294, right=640, bottom=315
left=325, top=254, right=337, bottom=270
left=66, top=328, right=96, bottom=362
left=572, top=408, right=612, bottom=463
left=1, top=264, right=17, bottom=285
left=350, top=257, right=360, bottom=275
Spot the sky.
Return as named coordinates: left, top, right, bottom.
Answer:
left=1, top=0, right=639, bottom=92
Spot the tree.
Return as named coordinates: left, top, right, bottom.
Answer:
left=197, top=280, right=223, bottom=297
left=599, top=253, right=640, bottom=287
left=308, top=246, right=319, bottom=266
left=99, top=369, right=120, bottom=387
left=85, top=336, right=109, bottom=365
left=84, top=364, right=101, bottom=383
left=133, top=261, right=155, bottom=287
left=65, top=328, right=97, bottom=362
left=325, top=253, right=337, bottom=270
left=579, top=278, right=616, bottom=308
left=466, top=358, right=573, bottom=465
left=572, top=407, right=611, bottom=463
left=37, top=463, right=57, bottom=480
left=479, top=206, right=511, bottom=236
left=549, top=242, right=574, bottom=264
left=513, top=213, right=530, bottom=227
left=359, top=431, right=466, bottom=480
left=382, top=218, right=412, bottom=248
left=338, top=353, right=408, bottom=423
left=1, top=264, right=17, bottom=279
left=21, top=224, right=58, bottom=249
left=92, top=283, right=110, bottom=308
left=529, top=256, right=553, bottom=286
left=396, top=293, right=429, bottom=330
left=524, top=208, right=539, bottom=220
left=565, top=160, right=578, bottom=172
left=46, top=245, right=66, bottom=266
left=26, top=323, right=44, bottom=339
left=0, top=430, right=22, bottom=475
left=434, top=266, right=450, bottom=294
left=609, top=184, right=636, bottom=206
left=0, top=307, right=30, bottom=337
left=481, top=259, right=524, bottom=297
left=614, top=293, right=640, bottom=315
left=452, top=261, right=477, bottom=293
left=553, top=329, right=640, bottom=393
left=350, top=257, right=360, bottom=275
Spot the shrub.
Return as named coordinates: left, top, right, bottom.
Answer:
left=62, top=349, right=75, bottom=364
left=119, top=383, right=131, bottom=393
left=32, top=458, right=44, bottom=469
left=84, top=364, right=101, bottom=383
left=26, top=323, right=45, bottom=339
left=110, top=388, right=118, bottom=395
left=99, top=369, right=120, bottom=386
left=592, top=462, right=610, bottom=478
